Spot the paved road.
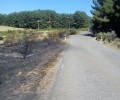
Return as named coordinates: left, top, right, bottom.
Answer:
left=45, top=31, right=120, bottom=100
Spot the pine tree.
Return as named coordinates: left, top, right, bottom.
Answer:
left=113, top=0, right=120, bottom=37
left=91, top=0, right=114, bottom=33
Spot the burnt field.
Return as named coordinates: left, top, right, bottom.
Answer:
left=0, top=31, right=65, bottom=100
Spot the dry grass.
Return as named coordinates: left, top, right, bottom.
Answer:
left=0, top=26, right=24, bottom=32
left=104, top=38, right=120, bottom=51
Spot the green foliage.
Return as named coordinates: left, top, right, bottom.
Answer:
left=96, top=32, right=117, bottom=42
left=0, top=14, right=6, bottom=25
left=0, top=10, right=91, bottom=29
left=91, top=0, right=113, bottom=33
left=91, top=0, right=120, bottom=37
left=73, top=11, right=91, bottom=28
left=113, top=0, right=120, bottom=37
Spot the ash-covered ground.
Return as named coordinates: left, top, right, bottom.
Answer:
left=0, top=38, right=65, bottom=100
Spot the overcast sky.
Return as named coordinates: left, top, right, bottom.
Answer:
left=0, top=0, right=93, bottom=16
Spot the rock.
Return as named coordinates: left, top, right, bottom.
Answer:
left=17, top=71, right=22, bottom=77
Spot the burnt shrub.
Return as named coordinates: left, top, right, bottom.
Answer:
left=58, top=31, right=66, bottom=38
left=0, top=36, right=4, bottom=40
left=58, top=30, right=70, bottom=38
left=48, top=31, right=59, bottom=41
left=20, top=32, right=37, bottom=58
left=68, top=29, right=77, bottom=35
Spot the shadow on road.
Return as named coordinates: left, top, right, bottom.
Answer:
left=81, top=31, right=94, bottom=37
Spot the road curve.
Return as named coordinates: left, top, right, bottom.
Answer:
left=44, top=31, right=120, bottom=100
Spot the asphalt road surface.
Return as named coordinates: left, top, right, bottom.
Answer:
left=43, top=31, right=120, bottom=100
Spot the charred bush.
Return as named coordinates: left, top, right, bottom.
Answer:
left=58, top=31, right=65, bottom=38
left=69, top=29, right=77, bottom=35
left=58, top=30, right=70, bottom=38
left=21, top=33, right=36, bottom=59
left=0, top=36, right=4, bottom=40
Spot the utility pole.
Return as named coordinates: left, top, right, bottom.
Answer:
left=68, top=22, right=70, bottom=30
left=37, top=20, right=40, bottom=30
left=48, top=18, right=52, bottom=29
left=47, top=18, right=56, bottom=29
left=67, top=16, right=70, bottom=29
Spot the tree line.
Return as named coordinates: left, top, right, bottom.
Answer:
left=91, top=0, right=120, bottom=37
left=0, top=10, right=91, bottom=29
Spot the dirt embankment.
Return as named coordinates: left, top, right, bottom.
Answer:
left=0, top=32, right=65, bottom=100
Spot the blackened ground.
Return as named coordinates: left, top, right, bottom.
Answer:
left=0, top=40, right=65, bottom=100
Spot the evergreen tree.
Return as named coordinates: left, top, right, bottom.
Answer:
left=73, top=11, right=90, bottom=28
left=91, top=0, right=120, bottom=37
left=91, top=0, right=114, bottom=33
left=0, top=10, right=91, bottom=29
left=113, top=0, right=120, bottom=37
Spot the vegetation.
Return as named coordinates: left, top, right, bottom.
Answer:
left=0, top=26, right=77, bottom=59
left=91, top=0, right=120, bottom=50
left=0, top=26, right=24, bottom=31
left=73, top=11, right=91, bottom=28
left=95, top=32, right=120, bottom=50
left=91, top=0, right=120, bottom=37
left=96, top=32, right=117, bottom=41
left=0, top=9, right=89, bottom=93
left=0, top=29, right=66, bottom=99
left=0, top=10, right=91, bottom=29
